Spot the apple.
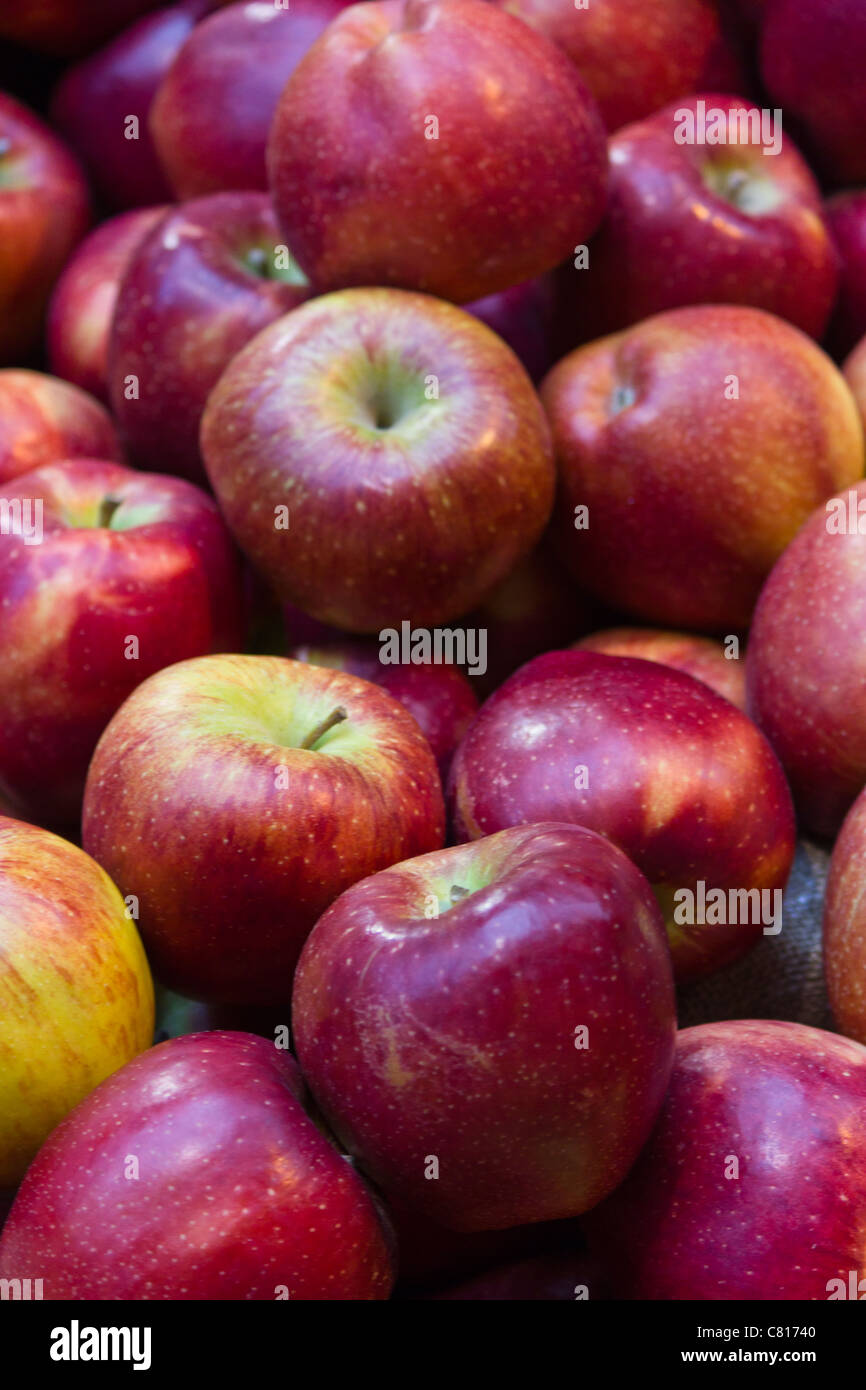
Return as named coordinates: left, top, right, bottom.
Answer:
left=266, top=0, right=608, bottom=303
left=108, top=191, right=310, bottom=484
left=49, top=2, right=211, bottom=209
left=289, top=639, right=478, bottom=781
left=824, top=788, right=866, bottom=1047
left=0, top=457, right=244, bottom=832
left=542, top=304, right=865, bottom=632
left=150, top=0, right=349, bottom=199
left=0, top=369, right=122, bottom=485
left=845, top=335, right=866, bottom=434
left=582, top=1020, right=866, bottom=1300
left=201, top=287, right=555, bottom=631
left=293, top=820, right=676, bottom=1230
left=761, top=0, right=866, bottom=186
left=575, top=627, right=747, bottom=710
left=0, top=1, right=164, bottom=58
left=82, top=653, right=445, bottom=1004
left=569, top=95, right=838, bottom=342
left=448, top=650, right=796, bottom=980
left=0, top=91, right=90, bottom=363
left=492, top=0, right=743, bottom=133
left=428, top=1251, right=607, bottom=1301
left=0, top=815, right=154, bottom=1191
left=747, top=479, right=866, bottom=839
left=0, top=1031, right=394, bottom=1299
left=463, top=275, right=556, bottom=384
left=826, top=192, right=866, bottom=359
left=47, top=206, right=167, bottom=403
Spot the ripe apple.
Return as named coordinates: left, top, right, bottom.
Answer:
left=47, top=206, right=166, bottom=403
left=293, top=821, right=676, bottom=1231
left=583, top=1020, right=866, bottom=1300
left=845, top=336, right=866, bottom=434
left=150, top=0, right=349, bottom=198
left=464, top=275, right=556, bottom=384
left=570, top=95, right=838, bottom=342
left=493, top=0, right=743, bottom=132
left=82, top=654, right=445, bottom=1004
left=49, top=2, right=211, bottom=208
left=266, top=0, right=608, bottom=303
left=0, top=1031, right=394, bottom=1299
left=0, top=815, right=154, bottom=1191
left=0, top=369, right=121, bottom=485
left=0, top=92, right=90, bottom=363
left=108, top=191, right=310, bottom=483
left=201, top=288, right=555, bottom=631
left=0, top=1, right=164, bottom=58
left=574, top=628, right=747, bottom=710
left=0, top=457, right=244, bottom=832
left=542, top=304, right=865, bottom=632
left=761, top=0, right=866, bottom=186
left=289, top=639, right=478, bottom=781
left=747, top=479, right=866, bottom=839
left=824, top=787, right=866, bottom=1047
left=826, top=192, right=866, bottom=359
left=448, top=650, right=796, bottom=980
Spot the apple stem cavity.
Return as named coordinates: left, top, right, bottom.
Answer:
left=97, top=495, right=123, bottom=528
left=300, top=706, right=348, bottom=750
left=449, top=884, right=470, bottom=904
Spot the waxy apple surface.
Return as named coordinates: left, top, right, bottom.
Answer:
left=449, top=650, right=795, bottom=979
left=202, top=288, right=555, bottom=631
left=0, top=816, right=154, bottom=1190
left=824, top=787, right=866, bottom=1048
left=267, top=0, right=608, bottom=303
left=583, top=1021, right=866, bottom=1300
left=826, top=191, right=866, bottom=358
left=294, top=821, right=676, bottom=1230
left=82, top=654, right=445, bottom=1004
left=0, top=1032, right=394, bottom=1299
left=575, top=627, right=746, bottom=710
left=0, top=369, right=121, bottom=484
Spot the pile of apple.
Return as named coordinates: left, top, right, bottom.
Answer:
left=2, top=0, right=866, bottom=1303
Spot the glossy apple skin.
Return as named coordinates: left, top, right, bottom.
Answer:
left=0, top=816, right=154, bottom=1191
left=0, top=1032, right=394, bottom=1299
left=824, top=788, right=866, bottom=1046
left=50, top=3, right=210, bottom=208
left=583, top=1020, right=866, bottom=1300
left=0, top=93, right=90, bottom=363
left=0, top=458, right=244, bottom=831
left=47, top=207, right=166, bottom=403
left=575, top=628, right=747, bottom=710
left=290, top=640, right=478, bottom=781
left=464, top=275, right=556, bottom=384
left=494, top=0, right=742, bottom=132
left=202, top=288, right=555, bottom=631
left=747, top=480, right=866, bottom=839
left=0, top=369, right=122, bottom=485
left=761, top=0, right=866, bottom=186
left=267, top=0, right=608, bottom=303
left=151, top=0, right=349, bottom=198
left=0, top=1, right=164, bottom=58
left=449, top=651, right=796, bottom=980
left=109, top=192, right=310, bottom=483
left=83, top=654, right=445, bottom=1003
left=572, top=95, right=838, bottom=342
left=827, top=192, right=866, bottom=359
left=294, top=821, right=675, bottom=1230
left=543, top=305, right=865, bottom=632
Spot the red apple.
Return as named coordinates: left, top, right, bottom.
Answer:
left=0, top=457, right=244, bottom=831
left=828, top=191, right=866, bottom=359
left=542, top=305, right=865, bottom=632
left=493, top=0, right=743, bottom=132
left=570, top=95, right=838, bottom=342
left=575, top=627, right=747, bottom=710
left=289, top=639, right=478, bottom=781
left=824, top=787, right=866, bottom=1047
left=429, top=1251, right=607, bottom=1300
left=846, top=335, right=866, bottom=435
left=293, top=821, right=675, bottom=1230
left=463, top=275, right=556, bottom=384
left=747, top=479, right=866, bottom=839
left=108, top=191, right=310, bottom=483
left=761, top=0, right=866, bottom=186
left=449, top=650, right=796, bottom=979
left=0, top=1031, right=394, bottom=1299
left=201, top=288, right=555, bottom=631
left=150, top=0, right=349, bottom=199
left=82, top=654, right=445, bottom=1003
left=0, top=1, right=164, bottom=58
left=0, top=369, right=121, bottom=484
left=266, top=0, right=608, bottom=303
left=47, top=206, right=167, bottom=403
left=583, top=1020, right=866, bottom=1300
left=0, top=91, right=90, bottom=363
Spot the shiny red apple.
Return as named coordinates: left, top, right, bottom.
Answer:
left=575, top=627, right=747, bottom=710
left=0, top=369, right=121, bottom=484
left=827, top=191, right=866, bottom=359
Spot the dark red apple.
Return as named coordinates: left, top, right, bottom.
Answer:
left=293, top=821, right=676, bottom=1230
left=463, top=275, right=556, bottom=383
left=575, top=627, right=747, bottom=710
left=429, top=1251, right=607, bottom=1300
left=0, top=369, right=122, bottom=484
left=0, top=1031, right=394, bottom=1299
left=826, top=191, right=866, bottom=359
left=824, top=786, right=866, bottom=1047
left=448, top=650, right=796, bottom=979
left=0, top=1, right=165, bottom=58
left=583, top=1020, right=866, bottom=1300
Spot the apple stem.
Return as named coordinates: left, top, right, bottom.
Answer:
left=300, top=706, right=348, bottom=750
left=97, top=495, right=122, bottom=528
left=449, top=884, right=469, bottom=904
